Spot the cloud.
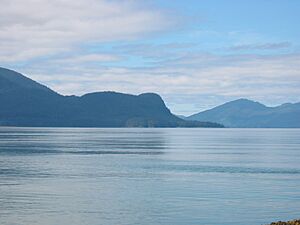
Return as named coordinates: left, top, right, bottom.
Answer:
left=113, top=42, right=197, bottom=59
left=2, top=1, right=299, bottom=115
left=19, top=51, right=300, bottom=115
left=230, top=42, right=291, bottom=51
left=0, top=0, right=173, bottom=62
left=51, top=54, right=121, bottom=65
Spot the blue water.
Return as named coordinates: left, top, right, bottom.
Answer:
left=0, top=128, right=299, bottom=225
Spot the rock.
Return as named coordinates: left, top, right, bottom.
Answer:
left=268, top=219, right=300, bottom=225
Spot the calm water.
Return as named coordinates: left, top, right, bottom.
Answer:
left=0, top=128, right=299, bottom=225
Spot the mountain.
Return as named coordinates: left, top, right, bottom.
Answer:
left=0, top=67, right=222, bottom=128
left=176, top=115, right=188, bottom=120
left=0, top=67, right=55, bottom=94
left=187, top=99, right=300, bottom=128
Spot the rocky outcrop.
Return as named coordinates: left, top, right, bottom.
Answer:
left=268, top=219, right=300, bottom=225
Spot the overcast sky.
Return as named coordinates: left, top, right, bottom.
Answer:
left=1, top=0, right=300, bottom=115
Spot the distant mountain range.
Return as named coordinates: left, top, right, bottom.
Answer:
left=2, top=67, right=298, bottom=128
left=187, top=99, right=300, bottom=128
left=0, top=67, right=222, bottom=128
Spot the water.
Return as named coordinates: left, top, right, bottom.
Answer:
left=0, top=128, right=299, bottom=225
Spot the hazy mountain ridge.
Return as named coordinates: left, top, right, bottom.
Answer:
left=0, top=67, right=222, bottom=128
left=188, top=99, right=300, bottom=128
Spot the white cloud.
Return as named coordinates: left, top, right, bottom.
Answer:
left=23, top=52, right=300, bottom=103
left=230, top=42, right=291, bottom=51
left=0, top=0, right=172, bottom=62
left=51, top=54, right=121, bottom=64
left=10, top=50, right=300, bottom=115
left=1, top=1, right=299, bottom=115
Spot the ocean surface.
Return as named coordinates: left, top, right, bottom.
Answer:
left=0, top=128, right=299, bottom=225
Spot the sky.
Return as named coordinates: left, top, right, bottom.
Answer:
left=1, top=0, right=300, bottom=115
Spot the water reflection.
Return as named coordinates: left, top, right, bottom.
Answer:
left=0, top=127, right=167, bottom=155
